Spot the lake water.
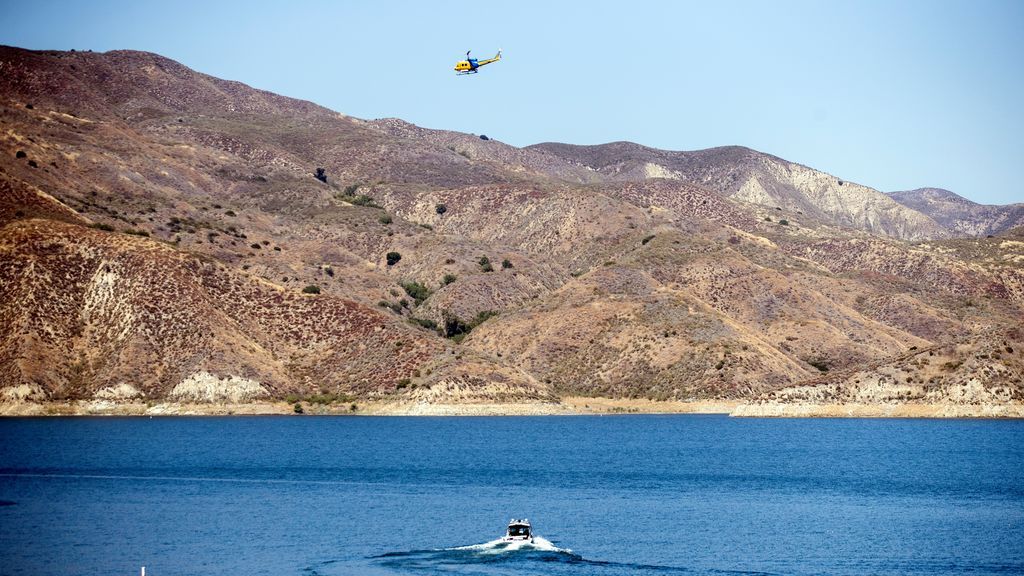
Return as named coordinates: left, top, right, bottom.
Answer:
left=1, top=415, right=1023, bottom=575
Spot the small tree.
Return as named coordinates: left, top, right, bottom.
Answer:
left=478, top=255, right=493, bottom=272
left=386, top=251, right=402, bottom=266
left=314, top=168, right=327, bottom=183
left=501, top=258, right=513, bottom=269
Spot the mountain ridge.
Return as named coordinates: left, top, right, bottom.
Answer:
left=2, top=46, right=1022, bottom=415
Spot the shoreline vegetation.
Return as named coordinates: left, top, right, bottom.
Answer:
left=2, top=397, right=1022, bottom=418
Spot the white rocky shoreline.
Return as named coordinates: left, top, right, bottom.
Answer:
left=2, top=397, right=1022, bottom=418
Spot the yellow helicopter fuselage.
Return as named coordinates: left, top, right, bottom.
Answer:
left=454, top=50, right=501, bottom=74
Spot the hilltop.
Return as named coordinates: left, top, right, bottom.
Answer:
left=1, top=46, right=1021, bottom=416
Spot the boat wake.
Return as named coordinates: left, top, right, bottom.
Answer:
left=449, top=535, right=571, bottom=554
left=306, top=537, right=781, bottom=575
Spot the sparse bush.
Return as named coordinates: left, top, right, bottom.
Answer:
left=124, top=229, right=149, bottom=237
left=442, top=310, right=472, bottom=339
left=442, top=273, right=457, bottom=286
left=386, top=251, right=402, bottom=266
left=379, top=214, right=393, bottom=225
left=478, top=256, right=493, bottom=272
left=807, top=359, right=829, bottom=372
left=314, top=168, right=327, bottom=183
left=396, top=379, right=411, bottom=389
left=351, top=194, right=380, bottom=208
left=764, top=216, right=772, bottom=222
left=641, top=234, right=655, bottom=245
left=342, top=184, right=360, bottom=196
left=470, top=310, right=498, bottom=327
left=501, top=258, right=513, bottom=269
left=302, top=285, right=321, bottom=294
left=400, top=280, right=432, bottom=305
left=435, top=203, right=447, bottom=214
left=411, top=317, right=438, bottom=331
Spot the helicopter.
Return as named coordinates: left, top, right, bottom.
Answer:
left=454, top=49, right=502, bottom=75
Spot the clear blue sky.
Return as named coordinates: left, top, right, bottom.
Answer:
left=2, top=0, right=1022, bottom=204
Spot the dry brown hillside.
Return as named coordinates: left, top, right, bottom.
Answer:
left=1, top=46, right=1021, bottom=414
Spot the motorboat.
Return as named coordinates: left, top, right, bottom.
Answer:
left=501, top=518, right=533, bottom=543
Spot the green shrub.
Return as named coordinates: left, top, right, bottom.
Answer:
left=400, top=280, right=432, bottom=305
left=779, top=219, right=789, bottom=226
left=396, top=379, right=411, bottom=389
left=342, top=183, right=360, bottom=196
left=293, top=403, right=304, bottom=414
left=435, top=203, right=447, bottom=214
left=386, top=251, right=402, bottom=266
left=441, top=273, right=457, bottom=286
left=442, top=310, right=472, bottom=339
left=501, top=258, right=513, bottom=269
left=470, top=310, right=498, bottom=327
left=302, top=285, right=321, bottom=294
left=478, top=256, right=493, bottom=272
left=411, top=317, right=438, bottom=331
left=379, top=214, right=393, bottom=225
left=351, top=194, right=380, bottom=208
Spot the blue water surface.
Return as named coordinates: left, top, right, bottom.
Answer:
left=1, top=415, right=1023, bottom=575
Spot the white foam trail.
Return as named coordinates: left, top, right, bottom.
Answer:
left=449, top=535, right=572, bottom=554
